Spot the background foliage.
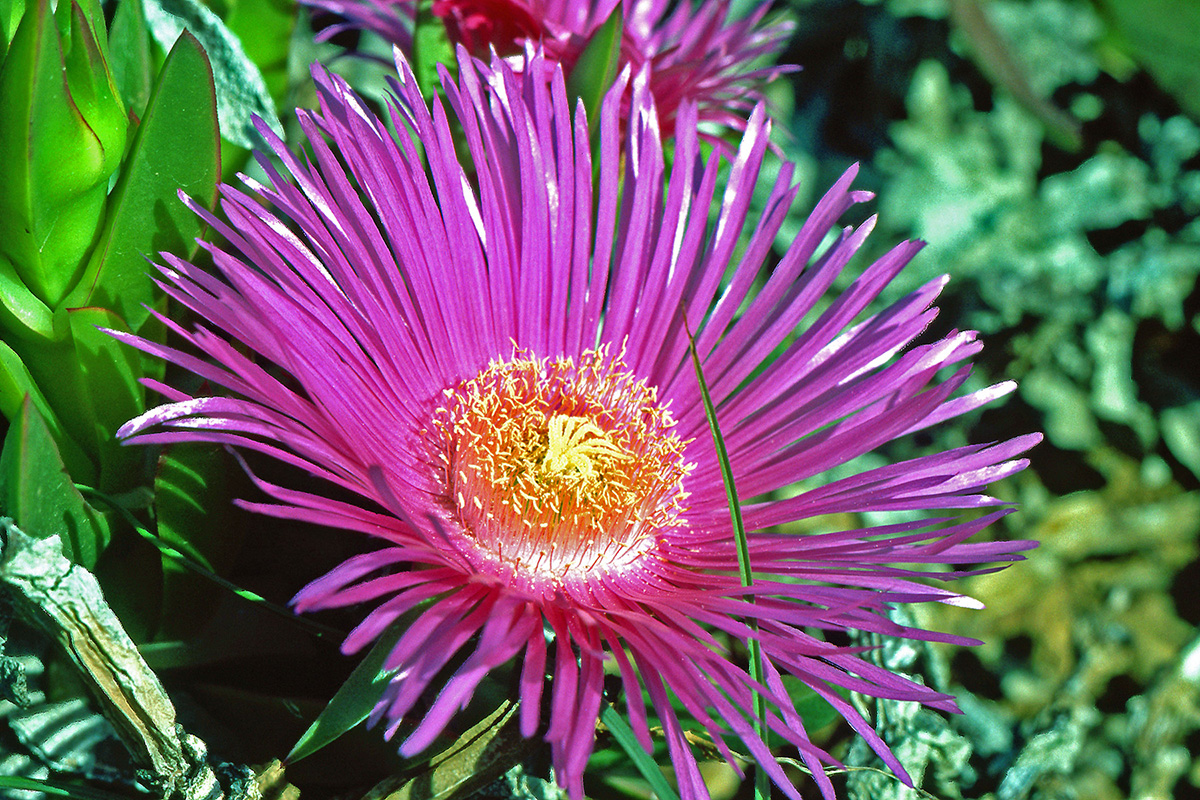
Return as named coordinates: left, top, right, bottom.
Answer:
left=773, top=2, right=1200, bottom=799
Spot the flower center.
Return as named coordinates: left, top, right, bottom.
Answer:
left=431, top=0, right=545, bottom=58
left=433, top=347, right=692, bottom=583
left=540, top=415, right=623, bottom=482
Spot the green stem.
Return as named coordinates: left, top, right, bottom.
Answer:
left=681, top=314, right=771, bottom=800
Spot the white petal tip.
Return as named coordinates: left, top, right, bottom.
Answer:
left=941, top=594, right=986, bottom=610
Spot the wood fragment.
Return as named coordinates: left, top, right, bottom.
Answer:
left=0, top=519, right=235, bottom=799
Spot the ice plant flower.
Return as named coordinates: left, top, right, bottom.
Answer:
left=303, top=0, right=793, bottom=137
left=113, top=48, right=1038, bottom=800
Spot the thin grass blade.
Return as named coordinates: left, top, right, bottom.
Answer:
left=681, top=315, right=771, bottom=800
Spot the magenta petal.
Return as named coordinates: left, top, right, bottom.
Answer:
left=109, top=44, right=1038, bottom=800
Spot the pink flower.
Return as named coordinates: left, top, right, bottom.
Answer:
left=113, top=49, right=1037, bottom=800
left=432, top=0, right=546, bottom=56
left=305, top=0, right=794, bottom=138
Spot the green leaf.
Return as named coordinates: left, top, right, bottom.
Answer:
left=789, top=679, right=845, bottom=734
left=286, top=620, right=406, bottom=764
left=1094, top=0, right=1200, bottom=121
left=600, top=702, right=681, bottom=800
left=155, top=443, right=234, bottom=571
left=0, top=0, right=125, bottom=308
left=0, top=338, right=93, bottom=484
left=0, top=775, right=134, bottom=800
left=65, top=29, right=219, bottom=335
left=142, top=0, right=283, bottom=150
left=66, top=306, right=145, bottom=492
left=153, top=442, right=239, bottom=638
left=4, top=329, right=104, bottom=487
left=218, top=0, right=293, bottom=176
left=223, top=0, right=294, bottom=105
left=369, top=700, right=533, bottom=800
left=1, top=0, right=27, bottom=52
left=0, top=395, right=110, bottom=567
left=107, top=0, right=153, bottom=117
left=80, top=482, right=342, bottom=640
left=0, top=252, right=55, bottom=339
left=565, top=4, right=623, bottom=132
left=412, top=0, right=454, bottom=96
left=1161, top=401, right=1200, bottom=482
left=0, top=307, right=146, bottom=493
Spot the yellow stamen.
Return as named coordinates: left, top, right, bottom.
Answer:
left=431, top=345, right=693, bottom=583
left=540, top=415, right=625, bottom=482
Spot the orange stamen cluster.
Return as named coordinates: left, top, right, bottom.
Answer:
left=433, top=346, right=693, bottom=582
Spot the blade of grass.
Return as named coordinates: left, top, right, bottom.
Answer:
left=77, top=484, right=343, bottom=640
left=600, top=702, right=681, bottom=800
left=681, top=313, right=771, bottom=800
left=0, top=776, right=135, bottom=799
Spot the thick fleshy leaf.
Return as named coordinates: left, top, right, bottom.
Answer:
left=0, top=395, right=110, bottom=567
left=142, top=0, right=282, bottom=149
left=0, top=253, right=54, bottom=339
left=65, top=30, right=219, bottom=335
left=66, top=307, right=146, bottom=491
left=6, top=332, right=103, bottom=488
left=1, top=0, right=27, bottom=51
left=286, top=620, right=406, bottom=764
left=0, top=337, right=91, bottom=478
left=107, top=0, right=153, bottom=117
left=565, top=5, right=623, bottom=134
left=67, top=0, right=110, bottom=52
left=3, top=308, right=145, bottom=494
left=153, top=442, right=238, bottom=638
left=0, top=0, right=125, bottom=308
